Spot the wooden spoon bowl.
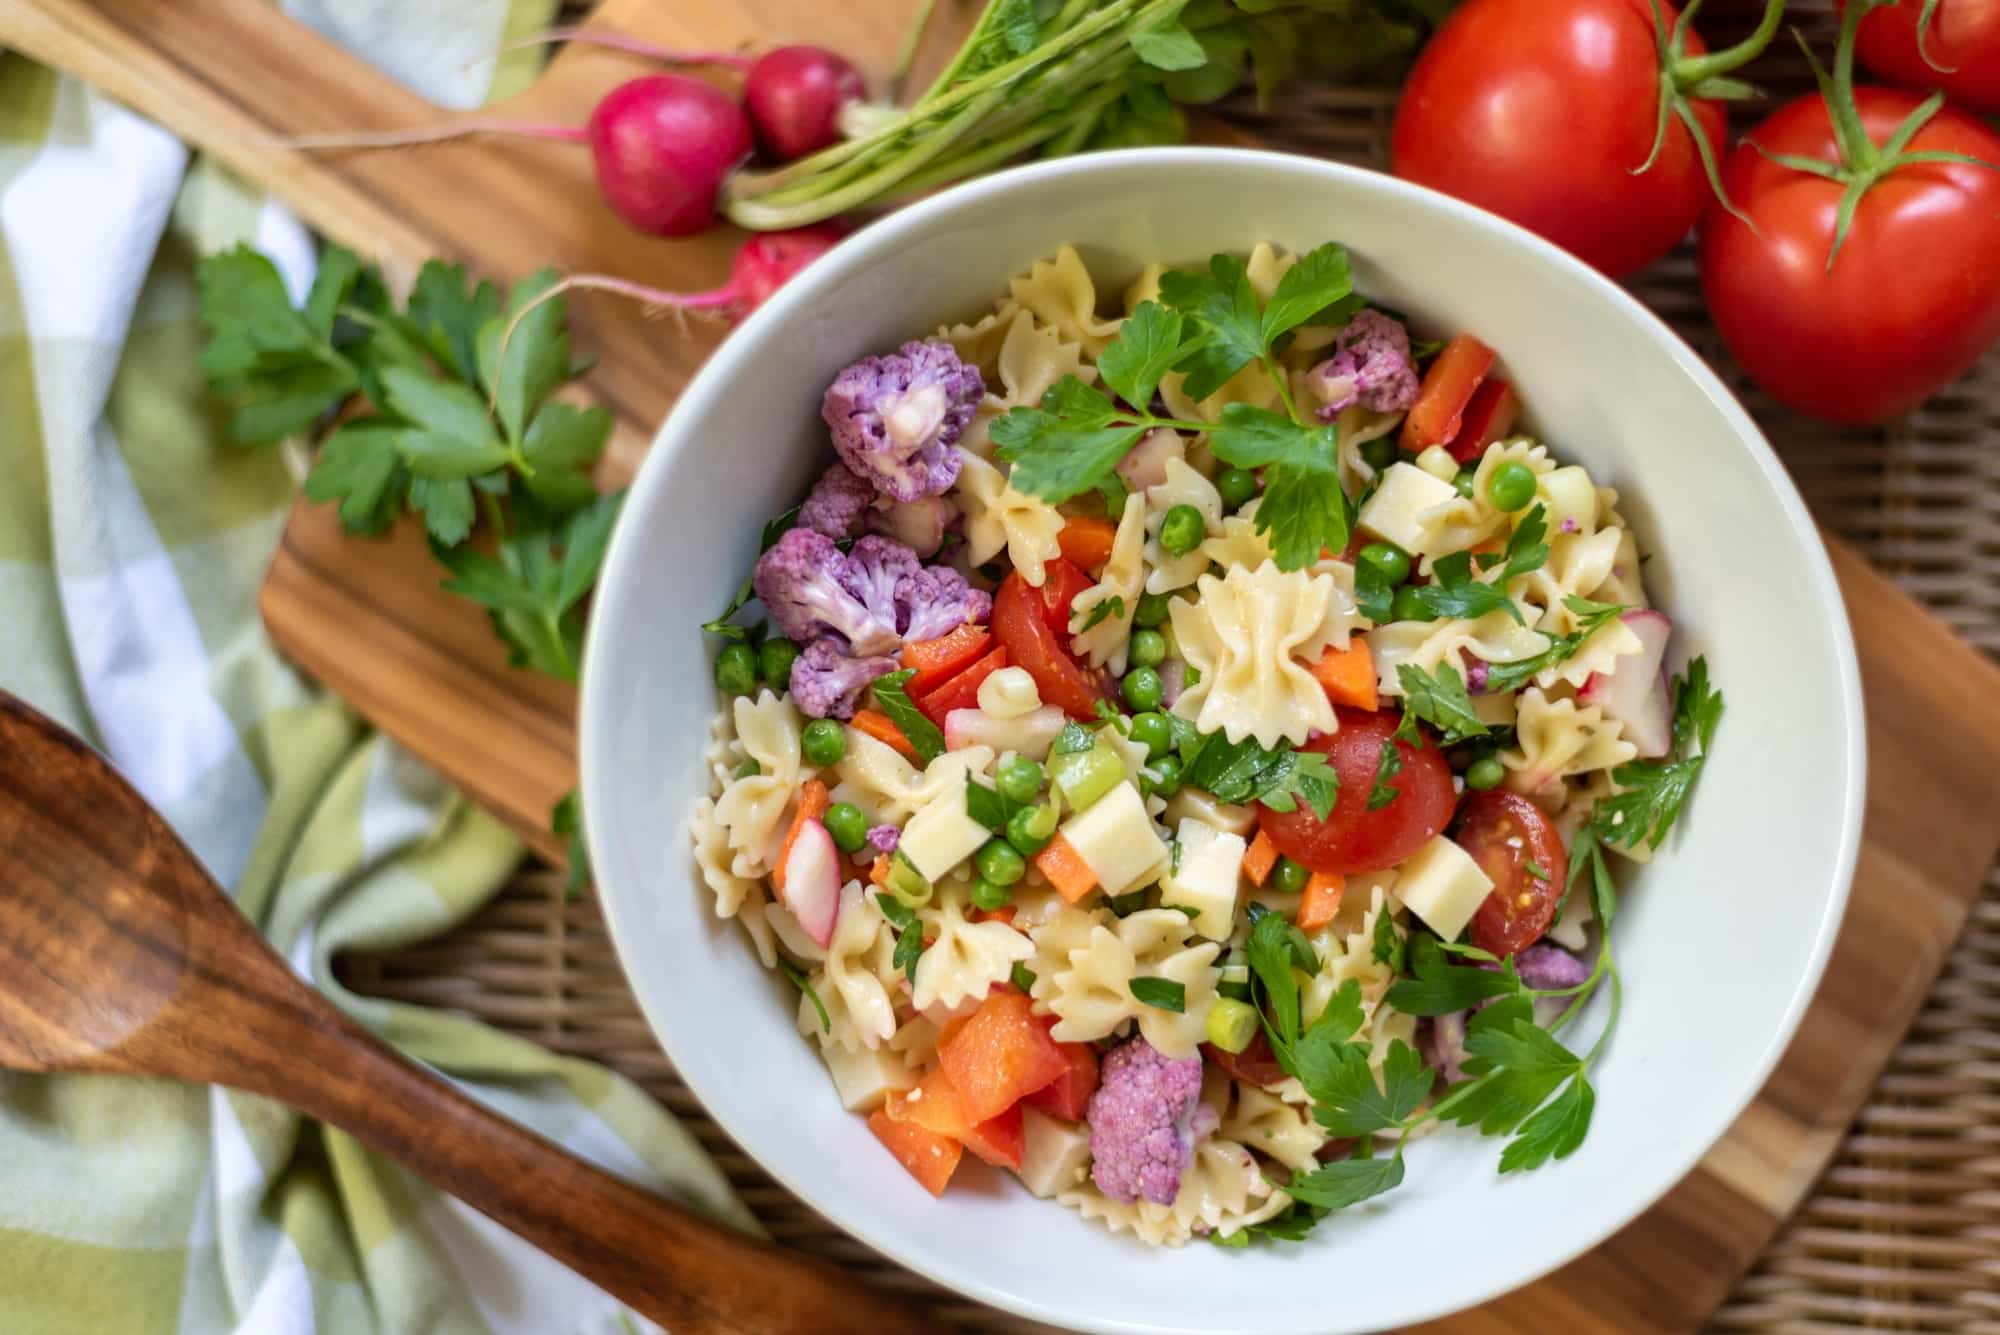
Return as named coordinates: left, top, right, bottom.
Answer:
left=0, top=690, right=938, bottom=1335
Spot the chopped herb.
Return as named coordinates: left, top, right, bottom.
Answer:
left=1396, top=662, right=1488, bottom=745
left=1130, top=977, right=1187, bottom=1012
left=1524, top=859, right=1551, bottom=882
left=965, top=776, right=1015, bottom=832
left=1183, top=732, right=1339, bottom=820
left=1368, top=736, right=1404, bottom=810
left=1052, top=721, right=1096, bottom=755
left=1371, top=909, right=1404, bottom=973
left=1384, top=934, right=1523, bottom=1016
left=778, top=958, right=830, bottom=1033
left=875, top=891, right=928, bottom=985
left=1011, top=962, right=1037, bottom=993
left=870, top=669, right=946, bottom=764
left=1078, top=594, right=1126, bottom=632
left=1481, top=596, right=1627, bottom=695
left=1589, top=656, right=1724, bottom=852
left=703, top=507, right=801, bottom=640
left=1412, top=506, right=1549, bottom=626
left=1106, top=888, right=1148, bottom=917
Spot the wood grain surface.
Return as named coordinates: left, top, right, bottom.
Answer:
left=0, top=692, right=935, bottom=1335
left=7, top=0, right=2000, bottom=1331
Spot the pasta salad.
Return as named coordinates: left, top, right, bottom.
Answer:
left=690, top=241, right=1723, bottom=1248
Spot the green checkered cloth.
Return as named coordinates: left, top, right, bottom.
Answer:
left=0, top=8, right=754, bottom=1333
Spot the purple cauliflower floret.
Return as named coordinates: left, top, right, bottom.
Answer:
left=866, top=824, right=900, bottom=854
left=1086, top=1036, right=1216, bottom=1206
left=897, top=562, right=992, bottom=643
left=1422, top=943, right=1590, bottom=1084
left=788, top=637, right=896, bottom=720
left=754, top=528, right=903, bottom=656
left=799, top=461, right=876, bottom=540
left=821, top=340, right=983, bottom=502
left=1311, top=310, right=1421, bottom=421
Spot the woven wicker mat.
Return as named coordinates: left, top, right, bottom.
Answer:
left=339, top=3, right=2000, bottom=1329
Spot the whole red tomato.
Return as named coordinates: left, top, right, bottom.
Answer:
left=1698, top=87, right=2000, bottom=423
left=1257, top=708, right=1456, bottom=874
left=1392, top=0, right=1765, bottom=277
left=1847, top=0, right=2000, bottom=114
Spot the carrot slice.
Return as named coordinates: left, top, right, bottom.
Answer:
left=1057, top=515, right=1118, bottom=572
left=1035, top=833, right=1098, bottom=904
left=869, top=854, right=893, bottom=888
left=850, top=708, right=919, bottom=760
left=1242, top=829, right=1279, bottom=887
left=868, top=1106, right=962, bottom=1197
left=1311, top=641, right=1378, bottom=711
left=969, top=905, right=1017, bottom=926
left=1296, top=871, right=1346, bottom=933
left=771, top=779, right=829, bottom=896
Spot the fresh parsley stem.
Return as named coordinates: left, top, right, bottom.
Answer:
left=478, top=487, right=510, bottom=545
left=1581, top=950, right=1623, bottom=1067
left=1263, top=351, right=1305, bottom=426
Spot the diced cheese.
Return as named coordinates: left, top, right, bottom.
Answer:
left=1017, top=1108, right=1093, bottom=1198
left=1163, top=787, right=1257, bottom=837
left=1159, top=818, right=1246, bottom=940
left=897, top=778, right=992, bottom=882
left=1414, top=444, right=1459, bottom=482
left=1393, top=834, right=1495, bottom=942
left=822, top=1043, right=919, bottom=1113
left=1357, top=462, right=1458, bottom=556
left=1541, top=465, right=1597, bottom=538
left=1058, top=781, right=1169, bottom=898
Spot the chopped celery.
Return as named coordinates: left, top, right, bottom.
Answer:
left=884, top=852, right=934, bottom=909
left=1205, top=996, right=1260, bottom=1053
left=1049, top=738, right=1126, bottom=810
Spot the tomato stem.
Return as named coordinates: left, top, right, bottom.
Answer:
left=1671, top=0, right=1785, bottom=92
left=1636, top=0, right=1784, bottom=226
left=1913, top=0, right=1959, bottom=74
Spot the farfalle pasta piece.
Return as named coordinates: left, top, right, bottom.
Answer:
left=1201, top=497, right=1277, bottom=571
left=1070, top=492, right=1148, bottom=670
left=1040, top=909, right=1220, bottom=1057
left=1369, top=609, right=1552, bottom=701
left=830, top=730, right=995, bottom=828
left=1510, top=527, right=1628, bottom=634
left=1008, top=245, right=1122, bottom=357
left=1142, top=455, right=1223, bottom=594
left=1161, top=358, right=1284, bottom=426
left=913, top=885, right=1035, bottom=1011
left=708, top=690, right=806, bottom=878
left=948, top=307, right=1095, bottom=458
left=1059, top=1135, right=1288, bottom=1247
left=818, top=881, right=899, bottom=1052
left=1169, top=563, right=1362, bottom=748
left=1410, top=439, right=1557, bottom=562
left=1220, top=1082, right=1327, bottom=1173
left=1586, top=525, right=1651, bottom=611
left=690, top=796, right=778, bottom=968
left=1333, top=405, right=1404, bottom=496
left=953, top=449, right=1065, bottom=587
left=1504, top=688, right=1638, bottom=797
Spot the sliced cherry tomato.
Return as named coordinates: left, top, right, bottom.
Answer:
left=1458, top=790, right=1569, bottom=957
left=1203, top=1033, right=1287, bottom=1088
left=991, top=567, right=1106, bottom=721
left=1257, top=707, right=1456, bottom=874
left=1033, top=557, right=1096, bottom=641
left=899, top=623, right=992, bottom=697
left=915, top=646, right=1008, bottom=727
left=1448, top=377, right=1520, bottom=463
left=1400, top=334, right=1494, bottom=452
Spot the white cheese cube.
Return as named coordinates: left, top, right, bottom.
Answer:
left=1017, top=1108, right=1093, bottom=1198
left=1164, top=788, right=1258, bottom=837
left=1357, top=462, right=1459, bottom=556
left=822, top=1044, right=918, bottom=1113
left=1414, top=444, right=1459, bottom=482
left=1393, top=834, right=1495, bottom=942
left=1058, top=781, right=1169, bottom=898
left=1159, top=819, right=1246, bottom=940
left=898, top=778, right=992, bottom=882
left=1541, top=465, right=1598, bottom=538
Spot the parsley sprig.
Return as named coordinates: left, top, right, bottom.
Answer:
left=1410, top=505, right=1550, bottom=625
left=1180, top=730, right=1339, bottom=821
left=992, top=243, right=1366, bottom=571
left=1589, top=656, right=1724, bottom=851
left=1480, top=595, right=1627, bottom=695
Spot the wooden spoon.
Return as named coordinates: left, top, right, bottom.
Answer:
left=0, top=690, right=938, bottom=1335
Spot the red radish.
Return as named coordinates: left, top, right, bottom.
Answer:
left=1580, top=609, right=1674, bottom=758
left=1115, top=427, right=1185, bottom=491
left=783, top=821, right=843, bottom=947
left=589, top=75, right=754, bottom=236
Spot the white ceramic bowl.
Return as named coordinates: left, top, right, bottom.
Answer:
left=581, top=148, right=1864, bottom=1334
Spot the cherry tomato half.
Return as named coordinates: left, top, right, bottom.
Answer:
left=1257, top=708, right=1456, bottom=875
left=1458, top=790, right=1569, bottom=957
left=991, top=564, right=1105, bottom=721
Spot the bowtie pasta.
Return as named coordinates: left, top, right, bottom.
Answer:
left=689, top=241, right=1723, bottom=1247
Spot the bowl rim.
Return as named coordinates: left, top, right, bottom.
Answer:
left=581, top=146, right=1866, bottom=1333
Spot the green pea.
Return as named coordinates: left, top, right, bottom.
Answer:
left=734, top=759, right=761, bottom=780
left=975, top=838, right=1026, bottom=886
left=1133, top=592, right=1173, bottom=628
left=1487, top=461, right=1538, bottom=513
left=996, top=754, right=1044, bottom=805
left=759, top=636, right=800, bottom=688
left=1159, top=504, right=1207, bottom=557
left=1465, top=755, right=1506, bottom=791
left=1357, top=541, right=1412, bottom=588
left=1272, top=856, right=1310, bottom=895
left=1149, top=754, right=1183, bottom=798
left=801, top=718, right=847, bottom=767
left=970, top=877, right=1014, bottom=911
left=1452, top=467, right=1477, bottom=500
left=1129, top=711, right=1174, bottom=760
left=1006, top=803, right=1058, bottom=856
left=1360, top=436, right=1400, bottom=473
left=1392, top=585, right=1438, bottom=623
left=714, top=643, right=759, bottom=696
left=1128, top=629, right=1168, bottom=670
left=823, top=801, right=869, bottom=854
left=1215, top=467, right=1258, bottom=512
left=1121, top=666, right=1165, bottom=712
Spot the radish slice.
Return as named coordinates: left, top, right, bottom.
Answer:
left=1580, top=609, right=1673, bottom=758
left=1115, top=428, right=1184, bottom=491
left=782, top=820, right=842, bottom=946
left=942, top=704, right=1067, bottom=759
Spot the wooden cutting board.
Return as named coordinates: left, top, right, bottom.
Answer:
left=9, top=1, right=1999, bottom=1331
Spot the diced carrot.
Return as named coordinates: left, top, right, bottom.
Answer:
left=1243, top=829, right=1279, bottom=887
left=1057, top=515, right=1118, bottom=571
left=887, top=1070, right=1025, bottom=1171
left=1296, top=871, right=1346, bottom=933
left=969, top=905, right=1017, bottom=926
left=771, top=779, right=829, bottom=896
left=900, top=623, right=991, bottom=696
left=1311, top=641, right=1378, bottom=711
left=1023, top=1022, right=1100, bottom=1122
left=850, top=708, right=918, bottom=760
left=939, top=991, right=1072, bottom=1125
left=915, top=646, right=1008, bottom=727
left=1448, top=376, right=1520, bottom=463
left=869, top=855, right=892, bottom=888
left=1401, top=333, right=1495, bottom=452
left=868, top=1106, right=962, bottom=1196
left=1034, top=833, right=1098, bottom=904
